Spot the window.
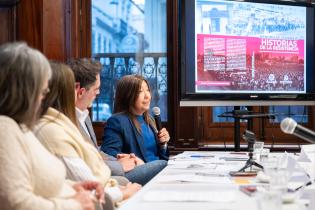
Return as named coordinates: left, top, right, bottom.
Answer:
left=269, top=105, right=308, bottom=123
left=211, top=18, right=220, bottom=33
left=213, top=106, right=247, bottom=123
left=91, top=0, right=167, bottom=122
left=213, top=106, right=234, bottom=123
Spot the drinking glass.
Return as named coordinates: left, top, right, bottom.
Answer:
left=256, top=189, right=282, bottom=210
left=253, top=141, right=264, bottom=161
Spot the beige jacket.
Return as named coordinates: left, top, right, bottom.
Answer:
left=35, top=107, right=112, bottom=186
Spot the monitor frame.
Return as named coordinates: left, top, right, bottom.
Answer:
left=179, top=0, right=315, bottom=106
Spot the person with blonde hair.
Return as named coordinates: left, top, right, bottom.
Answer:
left=35, top=61, right=141, bottom=208
left=0, top=42, right=104, bottom=210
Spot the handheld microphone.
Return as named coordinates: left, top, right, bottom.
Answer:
left=152, top=107, right=162, bottom=132
left=280, top=117, right=315, bottom=143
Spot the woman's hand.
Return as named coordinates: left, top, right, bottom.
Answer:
left=72, top=185, right=95, bottom=210
left=157, top=128, right=170, bottom=145
left=129, top=153, right=145, bottom=166
left=117, top=153, right=145, bottom=169
left=119, top=182, right=142, bottom=200
left=117, top=153, right=136, bottom=172
left=73, top=181, right=105, bottom=207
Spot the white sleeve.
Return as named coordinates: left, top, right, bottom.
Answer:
left=61, top=156, right=97, bottom=182
left=105, top=187, right=123, bottom=203
left=61, top=157, right=123, bottom=202
left=62, top=157, right=123, bottom=203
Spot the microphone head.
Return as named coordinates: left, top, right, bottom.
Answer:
left=280, top=117, right=297, bottom=134
left=152, top=107, right=160, bottom=116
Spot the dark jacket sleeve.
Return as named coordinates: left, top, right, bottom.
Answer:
left=158, top=145, right=169, bottom=161
left=101, top=116, right=123, bottom=158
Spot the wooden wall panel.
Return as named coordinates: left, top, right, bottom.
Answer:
left=42, top=0, right=66, bottom=61
left=66, top=0, right=91, bottom=59
left=80, top=0, right=91, bottom=58
left=68, top=0, right=80, bottom=59
left=175, top=107, right=199, bottom=150
left=16, top=0, right=43, bottom=50
left=15, top=0, right=76, bottom=61
left=0, top=7, right=16, bottom=44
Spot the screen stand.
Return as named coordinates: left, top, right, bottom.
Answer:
left=218, top=107, right=275, bottom=152
left=233, top=106, right=254, bottom=151
left=233, top=106, right=241, bottom=152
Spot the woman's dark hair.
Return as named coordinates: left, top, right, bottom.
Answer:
left=114, top=74, right=155, bottom=133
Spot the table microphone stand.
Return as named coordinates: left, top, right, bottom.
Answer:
left=238, top=130, right=264, bottom=172
left=238, top=149, right=264, bottom=172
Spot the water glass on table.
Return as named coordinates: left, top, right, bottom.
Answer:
left=256, top=188, right=282, bottom=210
left=253, top=141, right=264, bottom=161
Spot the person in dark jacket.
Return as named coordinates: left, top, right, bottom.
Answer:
left=101, top=74, right=170, bottom=163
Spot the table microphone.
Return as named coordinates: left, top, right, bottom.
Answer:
left=152, top=106, right=162, bottom=131
left=280, top=117, right=315, bottom=143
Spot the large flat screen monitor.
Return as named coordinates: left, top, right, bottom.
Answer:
left=180, top=0, right=315, bottom=106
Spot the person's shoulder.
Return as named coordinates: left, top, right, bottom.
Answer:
left=109, top=112, right=129, bottom=121
left=0, top=115, right=18, bottom=125
left=0, top=116, right=24, bottom=146
left=0, top=115, right=21, bottom=131
left=106, top=113, right=131, bottom=128
left=35, top=117, right=64, bottom=137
